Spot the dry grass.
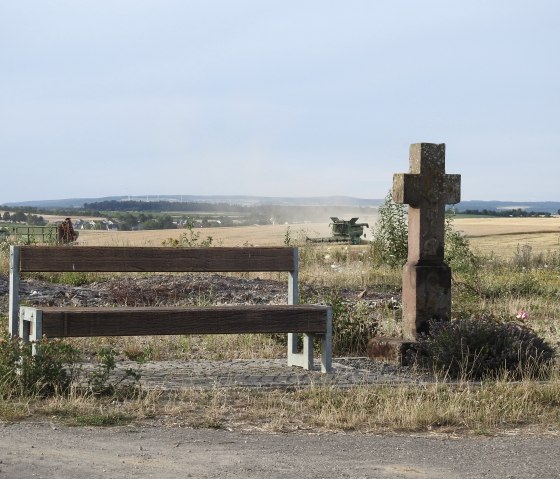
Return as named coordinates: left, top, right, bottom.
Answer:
left=469, top=232, right=560, bottom=257
left=6, top=372, right=559, bottom=434
left=68, top=334, right=286, bottom=362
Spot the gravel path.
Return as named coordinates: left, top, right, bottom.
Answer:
left=102, top=357, right=428, bottom=390
left=1, top=422, right=558, bottom=479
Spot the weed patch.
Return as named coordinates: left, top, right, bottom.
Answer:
left=408, top=317, right=556, bottom=380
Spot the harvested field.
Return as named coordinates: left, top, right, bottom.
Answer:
left=76, top=223, right=333, bottom=247
left=454, top=217, right=560, bottom=257
left=454, top=217, right=560, bottom=237
left=74, top=217, right=560, bottom=257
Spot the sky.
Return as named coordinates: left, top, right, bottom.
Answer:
left=1, top=1, right=559, bottom=204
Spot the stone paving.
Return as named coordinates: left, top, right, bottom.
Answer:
left=106, top=357, right=429, bottom=390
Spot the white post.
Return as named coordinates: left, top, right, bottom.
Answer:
left=320, top=307, right=333, bottom=373
left=20, top=307, right=42, bottom=355
left=287, top=248, right=315, bottom=370
left=287, top=247, right=298, bottom=361
left=8, top=246, right=20, bottom=337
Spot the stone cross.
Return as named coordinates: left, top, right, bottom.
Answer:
left=393, top=143, right=461, bottom=339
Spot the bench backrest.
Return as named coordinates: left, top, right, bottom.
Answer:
left=15, top=246, right=297, bottom=272
left=9, top=245, right=299, bottom=336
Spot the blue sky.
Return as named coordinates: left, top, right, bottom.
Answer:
left=1, top=1, right=558, bottom=203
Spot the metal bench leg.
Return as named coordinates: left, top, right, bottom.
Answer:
left=287, top=251, right=315, bottom=370
left=20, top=307, right=42, bottom=356
left=320, top=307, right=333, bottom=373
left=287, top=333, right=314, bottom=370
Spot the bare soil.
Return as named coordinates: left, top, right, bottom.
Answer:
left=0, top=271, right=393, bottom=313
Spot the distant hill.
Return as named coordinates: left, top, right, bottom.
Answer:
left=455, top=200, right=560, bottom=215
left=4, top=196, right=559, bottom=214
left=3, top=195, right=383, bottom=209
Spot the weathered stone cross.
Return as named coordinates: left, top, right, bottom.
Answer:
left=393, top=143, right=461, bottom=339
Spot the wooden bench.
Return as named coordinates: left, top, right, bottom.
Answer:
left=8, top=245, right=332, bottom=372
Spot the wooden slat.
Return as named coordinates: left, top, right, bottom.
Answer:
left=19, top=246, right=296, bottom=272
left=39, top=305, right=329, bottom=338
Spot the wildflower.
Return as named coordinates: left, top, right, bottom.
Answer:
left=516, top=310, right=528, bottom=320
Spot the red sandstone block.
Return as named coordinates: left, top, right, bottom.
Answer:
left=367, top=337, right=416, bottom=366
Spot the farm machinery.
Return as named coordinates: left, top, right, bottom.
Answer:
left=307, top=217, right=369, bottom=245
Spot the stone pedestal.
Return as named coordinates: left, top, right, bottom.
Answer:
left=401, top=260, right=451, bottom=340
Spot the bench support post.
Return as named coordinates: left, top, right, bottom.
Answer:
left=20, top=307, right=42, bottom=355
left=287, top=248, right=317, bottom=370
left=8, top=246, right=20, bottom=338
left=320, top=307, right=333, bottom=373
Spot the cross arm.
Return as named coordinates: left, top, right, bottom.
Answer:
left=393, top=173, right=421, bottom=206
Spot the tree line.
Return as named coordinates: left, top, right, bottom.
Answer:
left=1, top=211, right=47, bottom=225
left=83, top=200, right=246, bottom=213
left=459, top=209, right=552, bottom=218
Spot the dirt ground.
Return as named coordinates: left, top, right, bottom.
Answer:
left=1, top=422, right=559, bottom=479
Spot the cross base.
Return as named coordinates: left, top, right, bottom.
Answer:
left=402, top=260, right=452, bottom=340
left=367, top=337, right=416, bottom=365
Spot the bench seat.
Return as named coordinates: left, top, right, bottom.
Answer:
left=20, top=305, right=330, bottom=337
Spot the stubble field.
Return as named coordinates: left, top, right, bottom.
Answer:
left=74, top=217, right=560, bottom=257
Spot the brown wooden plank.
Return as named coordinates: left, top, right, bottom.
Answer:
left=39, top=305, right=328, bottom=338
left=19, top=246, right=296, bottom=272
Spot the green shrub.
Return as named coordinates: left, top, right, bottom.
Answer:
left=407, top=317, right=556, bottom=380
left=87, top=346, right=142, bottom=396
left=0, top=330, right=81, bottom=398
left=299, top=289, right=378, bottom=355
left=371, top=191, right=408, bottom=267
left=371, top=194, right=478, bottom=272
left=444, top=213, right=479, bottom=274
left=0, top=325, right=141, bottom=398
left=162, top=221, right=213, bottom=247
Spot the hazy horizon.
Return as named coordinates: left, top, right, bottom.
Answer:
left=5, top=193, right=560, bottom=208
